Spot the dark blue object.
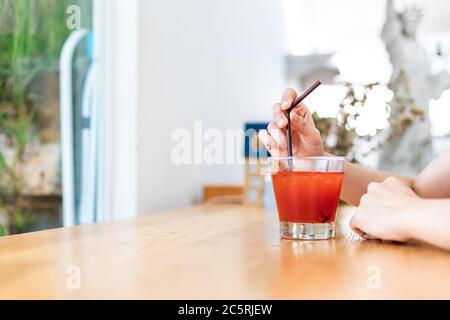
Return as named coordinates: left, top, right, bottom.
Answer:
left=244, top=122, right=270, bottom=158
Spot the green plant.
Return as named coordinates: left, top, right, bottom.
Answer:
left=0, top=0, right=92, bottom=235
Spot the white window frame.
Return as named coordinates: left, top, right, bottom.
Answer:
left=94, top=0, right=139, bottom=221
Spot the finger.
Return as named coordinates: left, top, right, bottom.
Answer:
left=351, top=224, right=375, bottom=240
left=361, top=233, right=379, bottom=240
left=350, top=213, right=363, bottom=233
left=272, top=102, right=288, bottom=128
left=280, top=88, right=298, bottom=111
left=268, top=122, right=287, bottom=150
left=367, top=182, right=380, bottom=193
left=350, top=228, right=366, bottom=239
left=359, top=193, right=371, bottom=205
left=273, top=111, right=287, bottom=129
left=350, top=213, right=377, bottom=240
left=271, top=102, right=281, bottom=115
left=383, top=177, right=401, bottom=186
left=350, top=225, right=366, bottom=238
left=258, top=130, right=280, bottom=157
left=352, top=227, right=378, bottom=240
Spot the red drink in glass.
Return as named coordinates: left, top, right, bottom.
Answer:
left=270, top=157, right=346, bottom=240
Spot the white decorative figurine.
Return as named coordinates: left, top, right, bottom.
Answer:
left=379, top=0, right=450, bottom=176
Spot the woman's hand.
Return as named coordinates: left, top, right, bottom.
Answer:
left=350, top=177, right=420, bottom=242
left=258, top=88, right=325, bottom=158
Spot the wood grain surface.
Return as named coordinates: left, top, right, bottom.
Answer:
left=1, top=204, right=450, bottom=299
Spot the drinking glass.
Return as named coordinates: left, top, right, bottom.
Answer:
left=270, top=157, right=346, bottom=240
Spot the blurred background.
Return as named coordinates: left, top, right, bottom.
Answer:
left=1, top=0, right=449, bottom=235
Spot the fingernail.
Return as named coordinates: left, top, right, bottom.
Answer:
left=277, top=116, right=285, bottom=127
left=281, top=101, right=289, bottom=109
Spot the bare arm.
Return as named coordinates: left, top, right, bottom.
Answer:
left=413, top=150, right=450, bottom=199
left=405, top=199, right=450, bottom=250
left=341, top=163, right=413, bottom=206
left=341, top=150, right=450, bottom=206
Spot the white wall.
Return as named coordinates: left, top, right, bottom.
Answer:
left=137, top=0, right=288, bottom=214
left=96, top=0, right=139, bottom=220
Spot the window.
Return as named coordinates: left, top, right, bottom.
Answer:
left=0, top=0, right=93, bottom=235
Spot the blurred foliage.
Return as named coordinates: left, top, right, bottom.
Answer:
left=11, top=206, right=36, bottom=233
left=313, top=77, right=424, bottom=164
left=0, top=0, right=91, bottom=235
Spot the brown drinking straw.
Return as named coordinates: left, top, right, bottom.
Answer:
left=285, top=80, right=322, bottom=164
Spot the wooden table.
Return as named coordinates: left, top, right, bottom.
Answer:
left=1, top=204, right=450, bottom=299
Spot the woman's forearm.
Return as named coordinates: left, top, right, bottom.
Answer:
left=413, top=150, right=450, bottom=198
left=341, top=150, right=450, bottom=203
left=341, top=162, right=413, bottom=206
left=403, top=199, right=450, bottom=250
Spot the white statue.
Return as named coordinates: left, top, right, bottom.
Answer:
left=378, top=0, right=450, bottom=176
